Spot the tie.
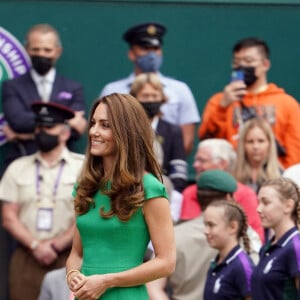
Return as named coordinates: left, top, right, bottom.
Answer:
left=40, top=78, right=49, bottom=102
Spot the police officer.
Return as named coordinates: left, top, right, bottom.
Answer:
left=100, top=22, right=200, bottom=154
left=0, top=101, right=84, bottom=300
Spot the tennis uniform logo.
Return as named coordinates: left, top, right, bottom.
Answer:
left=0, top=27, right=30, bottom=145
left=213, top=276, right=222, bottom=294
left=263, top=257, right=276, bottom=274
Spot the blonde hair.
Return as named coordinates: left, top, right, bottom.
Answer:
left=75, top=93, right=162, bottom=221
left=130, top=73, right=167, bottom=102
left=261, top=178, right=300, bottom=228
left=234, top=118, right=281, bottom=185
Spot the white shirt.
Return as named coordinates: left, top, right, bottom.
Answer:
left=100, top=73, right=200, bottom=126
left=31, top=68, right=56, bottom=102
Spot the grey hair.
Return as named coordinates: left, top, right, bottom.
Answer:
left=198, top=138, right=237, bottom=173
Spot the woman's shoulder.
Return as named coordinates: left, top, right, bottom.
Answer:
left=143, top=173, right=168, bottom=201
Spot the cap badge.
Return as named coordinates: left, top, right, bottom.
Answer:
left=147, top=25, right=157, bottom=36
left=39, top=107, right=49, bottom=115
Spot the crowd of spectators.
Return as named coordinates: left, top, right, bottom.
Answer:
left=1, top=21, right=300, bottom=300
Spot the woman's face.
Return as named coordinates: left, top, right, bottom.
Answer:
left=136, top=82, right=163, bottom=103
left=204, top=206, right=232, bottom=251
left=244, top=126, right=270, bottom=166
left=257, top=186, right=287, bottom=230
left=89, top=103, right=117, bottom=162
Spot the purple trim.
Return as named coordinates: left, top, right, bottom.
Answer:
left=0, top=27, right=30, bottom=78
left=292, top=234, right=300, bottom=270
left=0, top=113, right=7, bottom=145
left=238, top=252, right=253, bottom=289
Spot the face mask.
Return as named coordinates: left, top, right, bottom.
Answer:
left=140, top=102, right=163, bottom=119
left=35, top=130, right=59, bottom=152
left=135, top=52, right=163, bottom=72
left=31, top=55, right=53, bottom=76
left=234, top=66, right=257, bottom=87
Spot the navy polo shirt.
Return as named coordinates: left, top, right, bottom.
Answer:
left=251, top=227, right=300, bottom=300
left=204, top=245, right=254, bottom=300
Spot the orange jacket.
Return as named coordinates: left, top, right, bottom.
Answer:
left=198, top=83, right=300, bottom=168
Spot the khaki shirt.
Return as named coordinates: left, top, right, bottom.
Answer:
left=0, top=148, right=84, bottom=240
left=169, top=217, right=217, bottom=300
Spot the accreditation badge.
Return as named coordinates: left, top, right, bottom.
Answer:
left=36, top=208, right=53, bottom=231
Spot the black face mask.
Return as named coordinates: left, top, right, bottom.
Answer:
left=234, top=66, right=258, bottom=87
left=35, top=130, right=59, bottom=152
left=31, top=55, right=53, bottom=76
left=140, top=102, right=163, bottom=119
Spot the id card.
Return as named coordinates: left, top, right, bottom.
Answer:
left=36, top=208, right=53, bottom=231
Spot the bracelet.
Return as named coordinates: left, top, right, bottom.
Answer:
left=66, top=269, right=80, bottom=283
left=30, top=240, right=39, bottom=251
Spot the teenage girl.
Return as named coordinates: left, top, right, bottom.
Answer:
left=251, top=177, right=300, bottom=300
left=204, top=200, right=254, bottom=300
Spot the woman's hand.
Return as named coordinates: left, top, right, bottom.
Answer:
left=74, top=274, right=110, bottom=300
left=67, top=272, right=86, bottom=293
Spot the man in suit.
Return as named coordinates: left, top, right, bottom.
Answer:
left=1, top=23, right=87, bottom=172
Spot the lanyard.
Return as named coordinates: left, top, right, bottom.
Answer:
left=35, top=159, right=65, bottom=206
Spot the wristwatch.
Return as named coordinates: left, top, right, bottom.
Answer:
left=30, top=240, right=39, bottom=251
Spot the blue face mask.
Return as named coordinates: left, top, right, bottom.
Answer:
left=135, top=52, right=163, bottom=72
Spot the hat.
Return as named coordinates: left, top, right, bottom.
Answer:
left=196, top=169, right=237, bottom=193
left=123, top=22, right=166, bottom=48
left=31, top=101, right=75, bottom=127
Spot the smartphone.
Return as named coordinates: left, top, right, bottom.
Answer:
left=230, top=69, right=244, bottom=82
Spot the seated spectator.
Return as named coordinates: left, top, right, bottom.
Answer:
left=130, top=72, right=188, bottom=193
left=38, top=267, right=73, bottom=300
left=234, top=118, right=282, bottom=193
left=180, top=138, right=264, bottom=242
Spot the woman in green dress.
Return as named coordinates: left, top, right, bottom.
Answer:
left=66, top=93, right=176, bottom=300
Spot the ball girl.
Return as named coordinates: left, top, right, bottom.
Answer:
left=203, top=200, right=254, bottom=300
left=251, top=178, right=300, bottom=300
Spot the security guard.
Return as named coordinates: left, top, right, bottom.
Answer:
left=0, top=101, right=84, bottom=300
left=100, top=22, right=200, bottom=154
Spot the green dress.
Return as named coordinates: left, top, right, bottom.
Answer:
left=76, top=173, right=167, bottom=299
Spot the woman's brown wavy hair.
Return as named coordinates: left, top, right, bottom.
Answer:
left=75, top=93, right=162, bottom=221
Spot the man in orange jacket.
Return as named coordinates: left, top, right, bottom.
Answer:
left=198, top=37, right=300, bottom=168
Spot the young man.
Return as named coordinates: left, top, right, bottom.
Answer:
left=198, top=37, right=300, bottom=168
left=100, top=22, right=200, bottom=154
